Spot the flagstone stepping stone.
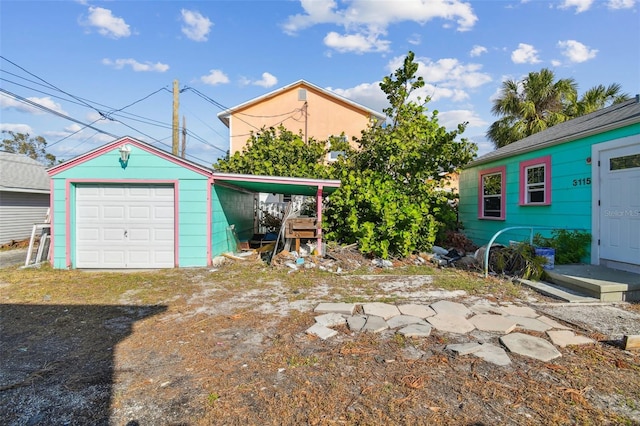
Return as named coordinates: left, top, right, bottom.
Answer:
left=507, top=315, right=553, bottom=332
left=398, top=303, right=436, bottom=318
left=306, top=323, right=338, bottom=340
left=314, top=302, right=356, bottom=315
left=499, top=305, right=538, bottom=318
left=346, top=315, right=367, bottom=332
left=469, top=314, right=518, bottom=333
left=398, top=323, right=432, bottom=338
left=427, top=313, right=476, bottom=334
left=362, top=315, right=389, bottom=333
left=469, top=301, right=503, bottom=315
left=473, top=343, right=512, bottom=366
left=537, top=315, right=572, bottom=330
left=362, top=302, right=401, bottom=320
left=547, top=330, right=596, bottom=348
left=500, top=332, right=561, bottom=362
left=430, top=300, right=473, bottom=317
left=446, top=342, right=482, bottom=356
left=315, top=312, right=346, bottom=327
left=387, top=315, right=425, bottom=329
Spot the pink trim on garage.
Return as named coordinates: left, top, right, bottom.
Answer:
left=316, top=186, right=323, bottom=252
left=213, top=172, right=341, bottom=188
left=49, top=179, right=54, bottom=266
left=65, top=179, right=179, bottom=268
left=207, top=177, right=213, bottom=266
left=49, top=137, right=211, bottom=177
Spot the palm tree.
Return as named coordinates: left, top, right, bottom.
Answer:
left=486, top=69, right=630, bottom=149
left=487, top=69, right=578, bottom=148
left=572, top=83, right=629, bottom=116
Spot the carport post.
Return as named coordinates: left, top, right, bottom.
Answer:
left=316, top=186, right=323, bottom=255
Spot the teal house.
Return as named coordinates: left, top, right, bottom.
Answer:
left=47, top=137, right=339, bottom=269
left=459, top=96, right=640, bottom=273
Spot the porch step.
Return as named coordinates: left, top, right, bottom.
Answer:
left=545, top=265, right=640, bottom=302
left=517, top=278, right=599, bottom=303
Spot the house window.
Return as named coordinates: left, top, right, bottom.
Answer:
left=478, top=166, right=505, bottom=219
left=327, top=134, right=348, bottom=162
left=519, top=156, right=551, bottom=205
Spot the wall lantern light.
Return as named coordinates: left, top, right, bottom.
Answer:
left=119, top=144, right=131, bottom=163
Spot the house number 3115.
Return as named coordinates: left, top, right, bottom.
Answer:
left=572, top=177, right=591, bottom=186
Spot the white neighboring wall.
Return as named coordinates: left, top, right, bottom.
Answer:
left=0, top=191, right=50, bottom=244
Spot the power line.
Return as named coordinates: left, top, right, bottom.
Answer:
left=0, top=88, right=119, bottom=138
left=1, top=55, right=105, bottom=116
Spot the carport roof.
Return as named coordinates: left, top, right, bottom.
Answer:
left=212, top=172, right=341, bottom=196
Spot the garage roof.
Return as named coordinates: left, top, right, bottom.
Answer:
left=212, top=172, right=341, bottom=196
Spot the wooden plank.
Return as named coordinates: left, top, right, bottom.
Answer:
left=622, top=335, right=640, bottom=350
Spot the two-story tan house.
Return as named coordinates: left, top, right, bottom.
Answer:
left=217, top=80, right=386, bottom=157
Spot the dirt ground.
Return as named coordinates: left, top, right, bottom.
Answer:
left=1, top=251, right=639, bottom=426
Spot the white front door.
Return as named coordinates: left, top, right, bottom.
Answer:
left=76, top=184, right=175, bottom=268
left=599, top=143, right=640, bottom=266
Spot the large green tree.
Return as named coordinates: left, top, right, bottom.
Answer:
left=1, top=131, right=57, bottom=166
left=487, top=69, right=629, bottom=148
left=213, top=125, right=332, bottom=178
left=324, top=51, right=477, bottom=258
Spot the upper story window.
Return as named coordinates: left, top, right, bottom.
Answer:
left=519, top=156, right=551, bottom=205
left=327, top=134, right=348, bottom=162
left=478, top=166, right=506, bottom=220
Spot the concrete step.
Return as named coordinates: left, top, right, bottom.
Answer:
left=545, top=265, right=640, bottom=302
left=518, top=278, right=600, bottom=303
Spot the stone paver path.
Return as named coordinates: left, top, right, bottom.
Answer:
left=306, top=299, right=596, bottom=366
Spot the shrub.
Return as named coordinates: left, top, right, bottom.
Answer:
left=533, top=230, right=591, bottom=264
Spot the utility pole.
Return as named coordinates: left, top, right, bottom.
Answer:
left=172, top=79, right=179, bottom=155
left=181, top=115, right=187, bottom=158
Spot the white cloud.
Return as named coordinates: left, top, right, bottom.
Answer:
left=84, top=6, right=131, bottom=38
left=329, top=53, right=492, bottom=116
left=470, top=45, right=487, bottom=57
left=607, top=0, right=636, bottom=8
left=551, top=59, right=562, bottom=67
left=557, top=40, right=597, bottom=63
left=283, top=0, right=477, bottom=53
left=324, top=31, right=391, bottom=54
left=0, top=93, right=67, bottom=115
left=0, top=123, right=34, bottom=134
left=102, top=58, right=169, bottom=72
left=327, top=82, right=389, bottom=117
left=437, top=109, right=487, bottom=130
left=200, top=69, right=229, bottom=86
left=181, top=9, right=213, bottom=42
left=285, top=0, right=477, bottom=33
left=253, top=72, right=278, bottom=88
left=408, top=34, right=421, bottom=46
left=558, top=0, right=594, bottom=13
left=511, top=43, right=541, bottom=64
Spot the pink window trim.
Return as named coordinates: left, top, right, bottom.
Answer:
left=519, top=156, right=552, bottom=206
left=477, top=165, right=506, bottom=220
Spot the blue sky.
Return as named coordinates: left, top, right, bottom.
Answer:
left=1, top=0, right=639, bottom=166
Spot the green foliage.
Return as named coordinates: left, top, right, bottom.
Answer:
left=324, top=51, right=477, bottom=259
left=1, top=131, right=57, bottom=167
left=487, top=69, right=629, bottom=148
left=213, top=125, right=330, bottom=178
left=489, top=243, right=546, bottom=280
left=533, top=229, right=592, bottom=264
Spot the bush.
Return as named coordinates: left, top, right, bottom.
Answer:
left=533, top=230, right=591, bottom=264
left=489, top=243, right=546, bottom=280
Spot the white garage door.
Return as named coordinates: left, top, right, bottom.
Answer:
left=76, top=184, right=175, bottom=268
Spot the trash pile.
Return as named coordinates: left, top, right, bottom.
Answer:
left=213, top=239, right=482, bottom=274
